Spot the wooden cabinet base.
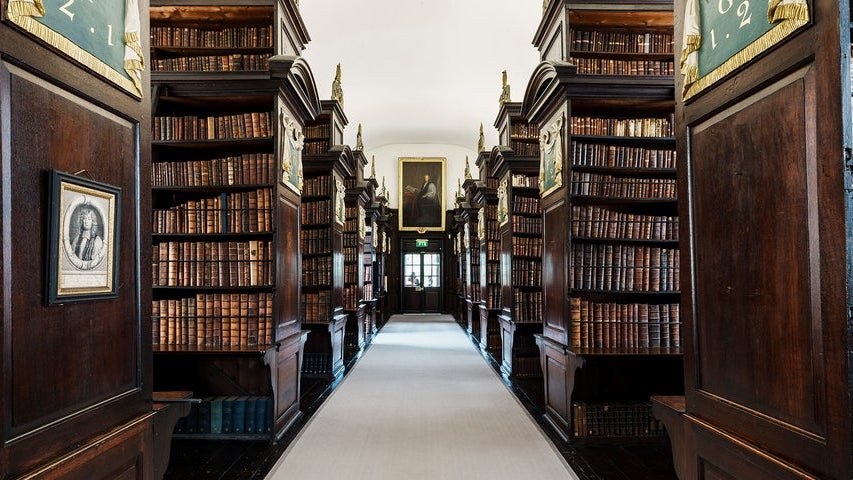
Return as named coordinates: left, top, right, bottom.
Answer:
left=16, top=414, right=155, bottom=480
left=651, top=395, right=686, bottom=480
left=535, top=335, right=584, bottom=443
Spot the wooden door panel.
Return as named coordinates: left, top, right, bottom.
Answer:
left=542, top=199, right=568, bottom=343
left=688, top=66, right=829, bottom=464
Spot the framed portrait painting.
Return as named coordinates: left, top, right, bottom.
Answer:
left=46, top=170, right=121, bottom=304
left=399, top=157, right=446, bottom=232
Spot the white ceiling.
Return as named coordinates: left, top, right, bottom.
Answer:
left=298, top=0, right=544, bottom=151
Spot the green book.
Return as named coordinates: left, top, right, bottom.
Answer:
left=232, top=396, right=247, bottom=434
left=245, top=396, right=257, bottom=434
left=210, top=397, right=223, bottom=434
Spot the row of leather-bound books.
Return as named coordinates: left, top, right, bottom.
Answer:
left=512, top=216, right=542, bottom=235
left=512, top=289, right=543, bottom=323
left=152, top=293, right=273, bottom=347
left=153, top=188, right=273, bottom=235
left=511, top=259, right=542, bottom=287
left=571, top=141, right=676, bottom=170
left=512, top=236, right=542, bottom=257
left=301, top=291, right=331, bottom=323
left=571, top=172, right=677, bottom=199
left=153, top=112, right=272, bottom=141
left=571, top=58, right=675, bottom=76
left=510, top=141, right=540, bottom=157
left=484, top=285, right=501, bottom=310
left=484, top=263, right=500, bottom=284
left=570, top=29, right=674, bottom=54
left=152, top=54, right=270, bottom=72
left=571, top=116, right=674, bottom=137
left=300, top=228, right=331, bottom=255
left=174, top=396, right=274, bottom=437
left=570, top=244, right=680, bottom=292
left=152, top=240, right=273, bottom=287
left=572, top=401, right=665, bottom=439
left=150, top=25, right=273, bottom=49
left=302, top=176, right=332, bottom=197
left=513, top=196, right=542, bottom=215
left=509, top=122, right=539, bottom=140
left=301, top=199, right=331, bottom=225
left=571, top=205, right=678, bottom=241
left=301, top=256, right=332, bottom=286
left=152, top=153, right=275, bottom=188
left=570, top=297, right=681, bottom=349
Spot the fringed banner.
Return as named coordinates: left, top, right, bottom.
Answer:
left=682, top=0, right=809, bottom=100
left=6, top=0, right=144, bottom=98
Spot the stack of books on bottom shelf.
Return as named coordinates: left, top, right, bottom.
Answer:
left=174, top=396, right=272, bottom=438
left=572, top=401, right=665, bottom=439
left=302, top=352, right=332, bottom=375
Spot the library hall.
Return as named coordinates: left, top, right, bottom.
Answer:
left=0, top=0, right=849, bottom=479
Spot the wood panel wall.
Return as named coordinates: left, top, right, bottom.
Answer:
left=1, top=2, right=153, bottom=476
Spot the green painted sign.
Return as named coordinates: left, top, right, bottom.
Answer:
left=6, top=0, right=142, bottom=96
left=698, top=0, right=772, bottom=77
left=38, top=0, right=128, bottom=77
left=415, top=239, right=429, bottom=248
left=682, top=0, right=809, bottom=99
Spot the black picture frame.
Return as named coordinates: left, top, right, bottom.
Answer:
left=46, top=170, right=121, bottom=305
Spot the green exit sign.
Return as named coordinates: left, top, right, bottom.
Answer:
left=416, top=239, right=429, bottom=248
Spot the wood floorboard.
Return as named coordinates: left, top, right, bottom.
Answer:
left=163, top=321, right=679, bottom=480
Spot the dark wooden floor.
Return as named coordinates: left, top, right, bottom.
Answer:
left=163, top=329, right=678, bottom=480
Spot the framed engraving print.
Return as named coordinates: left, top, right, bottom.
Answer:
left=279, top=112, right=304, bottom=194
left=681, top=0, right=809, bottom=100
left=539, top=115, right=563, bottom=199
left=6, top=0, right=144, bottom=97
left=46, top=170, right=121, bottom=304
left=399, top=157, right=446, bottom=232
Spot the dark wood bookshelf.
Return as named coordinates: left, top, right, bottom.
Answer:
left=149, top=0, right=313, bottom=444
left=525, top=0, right=682, bottom=445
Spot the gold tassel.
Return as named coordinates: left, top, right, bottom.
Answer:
left=6, top=0, right=44, bottom=18
left=124, top=31, right=145, bottom=69
left=680, top=34, right=701, bottom=64
left=770, top=2, right=809, bottom=23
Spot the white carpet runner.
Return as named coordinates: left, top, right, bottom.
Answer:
left=265, top=314, right=578, bottom=480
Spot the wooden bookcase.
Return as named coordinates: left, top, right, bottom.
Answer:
left=343, top=150, right=372, bottom=356
left=492, top=118, right=544, bottom=379
left=461, top=189, right=482, bottom=339
left=651, top=0, right=853, bottom=478
left=149, top=0, right=315, bottom=442
left=525, top=0, right=681, bottom=444
left=300, top=100, right=353, bottom=379
left=451, top=210, right=469, bottom=327
left=372, top=192, right=391, bottom=327
left=474, top=150, right=502, bottom=357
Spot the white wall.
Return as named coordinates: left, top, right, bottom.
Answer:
left=364, top=143, right=480, bottom=210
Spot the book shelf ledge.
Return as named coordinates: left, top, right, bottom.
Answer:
left=571, top=236, right=678, bottom=246
left=152, top=137, right=273, bottom=148
left=152, top=45, right=274, bottom=55
left=571, top=165, right=676, bottom=177
left=154, top=344, right=276, bottom=354
left=570, top=50, right=674, bottom=61
left=153, top=285, right=275, bottom=292
left=569, top=346, right=682, bottom=356
left=171, top=432, right=271, bottom=441
left=153, top=232, right=274, bottom=240
left=151, top=184, right=274, bottom=192
left=571, top=195, right=677, bottom=206
left=570, top=134, right=675, bottom=146
left=569, top=290, right=680, bottom=302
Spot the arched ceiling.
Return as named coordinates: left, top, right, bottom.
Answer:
left=299, top=0, right=543, bottom=150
